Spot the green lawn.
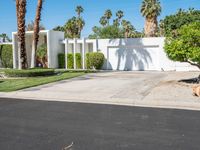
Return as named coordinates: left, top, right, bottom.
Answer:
left=0, top=72, right=85, bottom=92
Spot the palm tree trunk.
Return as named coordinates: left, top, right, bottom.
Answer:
left=16, top=0, right=28, bottom=69
left=31, top=0, right=43, bottom=68
left=144, top=17, right=158, bottom=37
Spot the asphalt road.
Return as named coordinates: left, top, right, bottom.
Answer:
left=0, top=98, right=200, bottom=150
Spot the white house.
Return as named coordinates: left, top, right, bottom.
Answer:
left=12, top=30, right=199, bottom=71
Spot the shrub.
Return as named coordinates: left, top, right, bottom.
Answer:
left=86, top=52, right=104, bottom=70
left=0, top=45, right=13, bottom=68
left=76, top=53, right=82, bottom=69
left=67, top=53, right=74, bottom=69
left=164, top=22, right=200, bottom=69
left=58, top=53, right=82, bottom=69
left=36, top=44, right=47, bottom=68
left=58, top=53, right=65, bottom=68
left=86, top=53, right=92, bottom=69
left=4, top=68, right=55, bottom=77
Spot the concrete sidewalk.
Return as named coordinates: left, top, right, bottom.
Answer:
left=0, top=71, right=200, bottom=110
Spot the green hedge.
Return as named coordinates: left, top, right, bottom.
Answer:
left=58, top=53, right=82, bottom=69
left=58, top=53, right=65, bottom=68
left=86, top=52, right=105, bottom=70
left=58, top=52, right=104, bottom=70
left=0, top=45, right=13, bottom=68
left=4, top=68, right=55, bottom=77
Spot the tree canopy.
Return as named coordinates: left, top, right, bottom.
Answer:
left=161, top=8, right=200, bottom=37
left=164, top=22, right=200, bottom=68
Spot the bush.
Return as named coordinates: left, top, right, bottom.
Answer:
left=67, top=53, right=74, bottom=69
left=58, top=53, right=82, bottom=69
left=0, top=45, right=13, bottom=68
left=164, top=22, right=200, bottom=69
left=86, top=53, right=92, bottom=69
left=76, top=53, right=82, bottom=69
left=58, top=53, right=65, bottom=68
left=86, top=52, right=104, bottom=70
left=4, top=68, right=55, bottom=77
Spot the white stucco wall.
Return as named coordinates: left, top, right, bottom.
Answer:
left=47, top=30, right=64, bottom=68
left=96, top=38, right=199, bottom=71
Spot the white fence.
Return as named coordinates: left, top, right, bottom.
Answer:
left=64, top=37, right=199, bottom=71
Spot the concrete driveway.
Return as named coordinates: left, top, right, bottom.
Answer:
left=0, top=71, right=200, bottom=110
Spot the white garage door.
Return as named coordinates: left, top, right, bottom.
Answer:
left=108, top=46, right=159, bottom=71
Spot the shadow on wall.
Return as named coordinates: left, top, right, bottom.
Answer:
left=108, top=38, right=152, bottom=71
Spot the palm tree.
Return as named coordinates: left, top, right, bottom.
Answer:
left=31, top=0, right=44, bottom=68
left=1, top=33, right=7, bottom=42
left=26, top=21, right=45, bottom=31
left=75, top=6, right=84, bottom=38
left=104, top=9, right=112, bottom=25
left=65, top=17, right=79, bottom=38
left=116, top=10, right=124, bottom=24
left=122, top=20, right=135, bottom=38
left=99, top=16, right=107, bottom=27
left=76, top=17, right=85, bottom=38
left=113, top=19, right=119, bottom=27
left=76, top=5, right=84, bottom=18
left=16, top=0, right=28, bottom=69
left=140, top=0, right=161, bottom=37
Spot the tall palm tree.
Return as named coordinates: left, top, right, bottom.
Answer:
left=75, top=6, right=84, bottom=38
left=116, top=10, right=124, bottom=24
left=16, top=0, right=28, bottom=69
left=76, top=17, right=85, bottom=38
left=113, top=18, right=119, bottom=27
left=99, top=16, right=107, bottom=27
left=140, top=0, right=161, bottom=37
left=104, top=9, right=112, bottom=25
left=31, top=0, right=44, bottom=68
left=76, top=5, right=84, bottom=18
left=122, top=20, right=135, bottom=38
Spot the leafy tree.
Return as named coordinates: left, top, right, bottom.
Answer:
left=53, top=26, right=65, bottom=32
left=164, top=22, right=200, bottom=69
left=88, top=25, right=124, bottom=39
left=161, top=8, right=200, bottom=37
left=140, top=0, right=161, bottom=37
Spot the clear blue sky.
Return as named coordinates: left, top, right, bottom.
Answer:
left=0, top=0, right=200, bottom=38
